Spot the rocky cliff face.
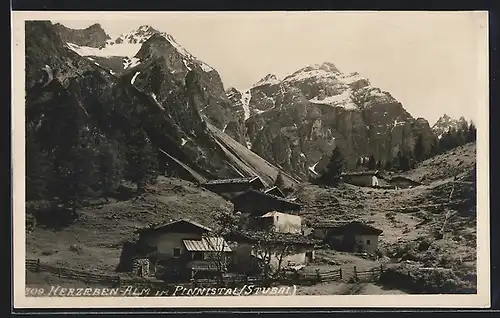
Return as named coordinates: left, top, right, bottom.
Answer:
left=229, top=63, right=436, bottom=178
left=27, top=21, right=297, bottom=188
left=46, top=21, right=438, bottom=182
left=53, top=23, right=111, bottom=48
left=432, top=114, right=469, bottom=138
left=55, top=24, right=247, bottom=146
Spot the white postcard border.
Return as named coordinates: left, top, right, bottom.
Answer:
left=11, top=11, right=491, bottom=309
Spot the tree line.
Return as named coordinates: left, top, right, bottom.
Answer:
left=313, top=121, right=476, bottom=187
left=26, top=80, right=160, bottom=216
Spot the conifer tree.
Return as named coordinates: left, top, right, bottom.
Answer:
left=429, top=136, right=439, bottom=158
left=385, top=157, right=393, bottom=171
left=468, top=121, right=477, bottom=142
left=395, top=151, right=412, bottom=172
left=124, top=129, right=159, bottom=193
left=356, top=157, right=362, bottom=168
left=317, top=146, right=345, bottom=186
left=274, top=172, right=285, bottom=189
left=367, top=154, right=377, bottom=170
left=414, top=134, right=425, bottom=162
left=26, top=124, right=51, bottom=201
left=98, top=140, right=124, bottom=201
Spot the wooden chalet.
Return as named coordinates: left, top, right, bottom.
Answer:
left=312, top=220, right=383, bottom=254
left=201, top=176, right=266, bottom=199
left=132, top=219, right=232, bottom=280
left=231, top=189, right=302, bottom=216
left=341, top=170, right=381, bottom=187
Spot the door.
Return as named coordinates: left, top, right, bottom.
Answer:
left=342, top=233, right=356, bottom=252
left=305, top=251, right=313, bottom=263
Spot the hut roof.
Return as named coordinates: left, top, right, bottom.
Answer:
left=390, top=176, right=421, bottom=184
left=183, top=237, right=232, bottom=252
left=136, top=218, right=212, bottom=234
left=204, top=176, right=262, bottom=186
left=231, top=189, right=302, bottom=214
left=341, top=170, right=380, bottom=177
left=313, top=220, right=383, bottom=235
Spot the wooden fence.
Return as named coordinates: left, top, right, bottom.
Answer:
left=189, top=268, right=343, bottom=288
left=26, top=259, right=122, bottom=286
left=27, top=258, right=379, bottom=291
left=350, top=265, right=385, bottom=282
left=26, top=259, right=168, bottom=289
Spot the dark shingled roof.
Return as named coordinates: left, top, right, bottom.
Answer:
left=230, top=189, right=302, bottom=216
left=390, top=176, right=422, bottom=184
left=135, top=218, right=212, bottom=234
left=314, top=221, right=383, bottom=235
left=203, top=176, right=261, bottom=185
left=341, top=170, right=380, bottom=177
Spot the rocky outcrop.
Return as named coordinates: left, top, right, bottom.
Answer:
left=26, top=21, right=298, bottom=190
left=54, top=24, right=248, bottom=146
left=230, top=63, right=436, bottom=178
left=53, top=23, right=110, bottom=48
left=432, top=114, right=469, bottom=138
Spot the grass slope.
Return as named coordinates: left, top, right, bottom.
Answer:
left=26, top=177, right=231, bottom=274
left=26, top=143, right=476, bottom=293
left=295, top=142, right=477, bottom=291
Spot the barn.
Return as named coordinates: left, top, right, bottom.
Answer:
left=341, top=170, right=380, bottom=187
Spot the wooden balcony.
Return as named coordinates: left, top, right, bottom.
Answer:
left=187, top=260, right=219, bottom=271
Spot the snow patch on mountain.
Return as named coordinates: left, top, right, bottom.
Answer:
left=309, top=89, right=358, bottom=110
left=65, top=25, right=214, bottom=73
left=339, top=72, right=364, bottom=85
left=432, top=114, right=469, bottom=137
left=241, top=90, right=252, bottom=120
left=67, top=42, right=139, bottom=58
left=284, top=68, right=336, bottom=83
left=123, top=57, right=141, bottom=69
left=131, top=71, right=140, bottom=84
left=252, top=74, right=280, bottom=88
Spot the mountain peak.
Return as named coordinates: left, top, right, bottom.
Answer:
left=252, top=74, right=280, bottom=88
left=226, top=87, right=240, bottom=94
left=432, top=114, right=470, bottom=137
left=87, top=23, right=104, bottom=30
left=312, top=62, right=341, bottom=73
left=133, top=25, right=161, bottom=36
left=52, top=22, right=110, bottom=48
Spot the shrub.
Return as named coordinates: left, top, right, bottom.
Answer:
left=26, top=213, right=37, bottom=233
left=379, top=264, right=475, bottom=294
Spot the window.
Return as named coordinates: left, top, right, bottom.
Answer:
left=366, top=240, right=371, bottom=245
left=192, top=252, right=203, bottom=261
left=173, top=248, right=181, bottom=257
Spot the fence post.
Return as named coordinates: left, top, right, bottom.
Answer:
left=58, top=265, right=62, bottom=278
left=380, top=265, right=383, bottom=276
left=353, top=266, right=358, bottom=280
left=339, top=268, right=342, bottom=280
left=36, top=259, right=41, bottom=272
left=315, top=269, right=321, bottom=282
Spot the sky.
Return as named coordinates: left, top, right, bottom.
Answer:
left=51, top=11, right=488, bottom=125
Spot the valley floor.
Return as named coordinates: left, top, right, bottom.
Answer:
left=25, top=144, right=477, bottom=295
